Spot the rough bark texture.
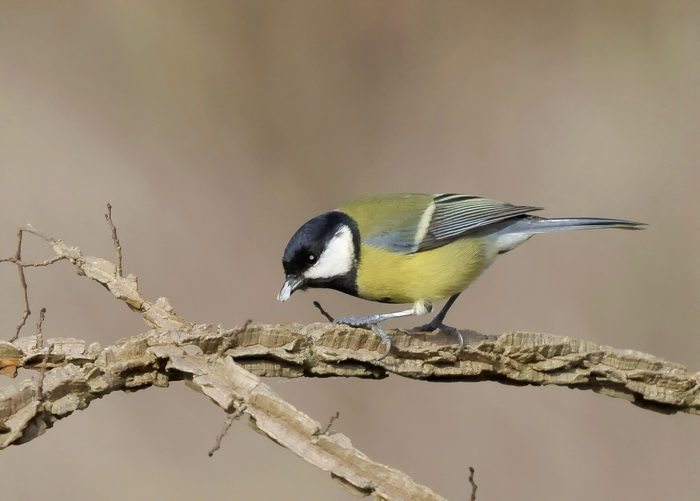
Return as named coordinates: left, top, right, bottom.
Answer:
left=1, top=227, right=698, bottom=500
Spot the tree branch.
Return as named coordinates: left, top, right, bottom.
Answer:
left=1, top=223, right=698, bottom=500
left=3, top=321, right=699, bottom=419
left=0, top=223, right=447, bottom=500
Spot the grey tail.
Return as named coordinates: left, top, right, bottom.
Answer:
left=525, top=217, right=647, bottom=233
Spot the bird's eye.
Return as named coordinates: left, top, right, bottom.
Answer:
left=306, top=253, right=317, bottom=264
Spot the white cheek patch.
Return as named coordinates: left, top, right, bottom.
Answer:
left=303, top=225, right=355, bottom=280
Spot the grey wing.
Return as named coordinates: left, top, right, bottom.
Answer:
left=363, top=209, right=429, bottom=253
left=416, top=194, right=542, bottom=252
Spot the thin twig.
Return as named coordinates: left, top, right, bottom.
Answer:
left=20, top=224, right=52, bottom=242
left=468, top=467, right=477, bottom=501
left=313, top=411, right=340, bottom=440
left=217, top=319, right=252, bottom=356
left=11, top=229, right=29, bottom=341
left=12, top=268, right=30, bottom=342
left=105, top=203, right=122, bottom=277
left=35, top=307, right=47, bottom=349
left=37, top=344, right=54, bottom=403
left=12, top=256, right=66, bottom=267
left=2, top=227, right=67, bottom=342
left=313, top=301, right=335, bottom=322
left=208, top=404, right=247, bottom=457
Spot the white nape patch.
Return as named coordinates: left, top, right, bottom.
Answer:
left=303, top=224, right=355, bottom=280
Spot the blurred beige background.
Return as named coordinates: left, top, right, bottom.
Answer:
left=1, top=1, right=699, bottom=499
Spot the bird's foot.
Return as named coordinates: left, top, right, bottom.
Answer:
left=333, top=314, right=386, bottom=326
left=333, top=316, right=392, bottom=359
left=410, top=322, right=464, bottom=349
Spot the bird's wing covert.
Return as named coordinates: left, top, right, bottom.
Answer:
left=417, top=194, right=542, bottom=252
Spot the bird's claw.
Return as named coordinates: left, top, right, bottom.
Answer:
left=333, top=317, right=392, bottom=360
left=411, top=323, right=464, bottom=349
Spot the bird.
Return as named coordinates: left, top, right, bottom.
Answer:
left=277, top=193, right=645, bottom=357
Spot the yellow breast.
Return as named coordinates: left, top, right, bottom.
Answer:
left=355, top=237, right=490, bottom=304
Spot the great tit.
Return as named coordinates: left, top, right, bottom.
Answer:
left=278, top=193, right=645, bottom=354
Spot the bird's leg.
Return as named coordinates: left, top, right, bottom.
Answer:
left=412, top=293, right=460, bottom=327
left=411, top=293, right=464, bottom=348
left=333, top=307, right=421, bottom=326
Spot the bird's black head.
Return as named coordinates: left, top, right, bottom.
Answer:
left=278, top=211, right=359, bottom=301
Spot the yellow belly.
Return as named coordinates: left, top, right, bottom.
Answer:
left=355, top=237, right=490, bottom=304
